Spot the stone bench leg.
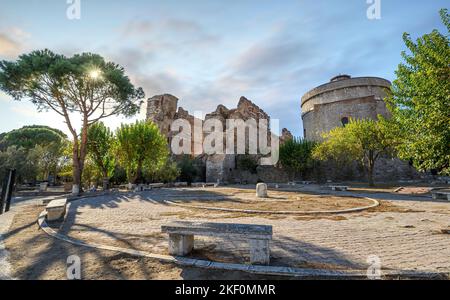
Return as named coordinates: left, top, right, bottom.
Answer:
left=168, top=234, right=194, bottom=256
left=249, top=239, right=270, bottom=265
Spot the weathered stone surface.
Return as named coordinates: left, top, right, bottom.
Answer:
left=149, top=183, right=165, bottom=189
left=330, top=185, right=348, bottom=191
left=432, top=191, right=450, bottom=201
left=256, top=183, right=268, bottom=198
left=168, top=233, right=194, bottom=256
left=249, top=239, right=270, bottom=265
left=46, top=199, right=67, bottom=222
left=162, top=221, right=272, bottom=265
left=146, top=94, right=290, bottom=183
left=301, top=75, right=391, bottom=141
left=39, top=182, right=48, bottom=192
left=162, top=221, right=272, bottom=239
left=280, top=128, right=293, bottom=144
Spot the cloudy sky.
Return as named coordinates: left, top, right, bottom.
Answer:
left=0, top=0, right=448, bottom=137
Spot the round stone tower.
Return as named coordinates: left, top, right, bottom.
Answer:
left=301, top=75, right=391, bottom=141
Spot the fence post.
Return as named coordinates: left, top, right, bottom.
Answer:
left=0, top=171, right=9, bottom=215
left=4, top=169, right=16, bottom=213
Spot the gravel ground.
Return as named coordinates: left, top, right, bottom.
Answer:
left=2, top=185, right=449, bottom=279
left=59, top=186, right=450, bottom=273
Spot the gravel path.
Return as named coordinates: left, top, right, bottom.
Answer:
left=0, top=210, right=16, bottom=279
left=59, top=187, right=450, bottom=274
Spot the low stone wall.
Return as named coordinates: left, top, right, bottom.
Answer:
left=316, top=157, right=421, bottom=183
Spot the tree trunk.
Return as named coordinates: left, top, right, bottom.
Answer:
left=367, top=165, right=374, bottom=187
left=135, top=163, right=143, bottom=184
left=367, top=152, right=375, bottom=187
left=102, top=171, right=109, bottom=191
left=71, top=116, right=90, bottom=195
left=72, top=137, right=81, bottom=195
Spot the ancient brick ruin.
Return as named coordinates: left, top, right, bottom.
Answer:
left=146, top=94, right=292, bottom=183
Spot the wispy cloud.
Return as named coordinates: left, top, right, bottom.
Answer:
left=0, top=27, right=31, bottom=59
left=0, top=33, right=21, bottom=58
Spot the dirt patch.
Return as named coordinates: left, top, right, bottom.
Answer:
left=366, top=200, right=424, bottom=213
left=294, top=215, right=348, bottom=221
left=171, top=193, right=374, bottom=212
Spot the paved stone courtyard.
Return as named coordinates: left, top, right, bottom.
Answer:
left=57, top=186, right=450, bottom=274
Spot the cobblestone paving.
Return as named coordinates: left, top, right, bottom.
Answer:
left=61, top=187, right=450, bottom=273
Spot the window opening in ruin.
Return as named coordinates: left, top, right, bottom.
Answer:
left=341, top=117, right=349, bottom=127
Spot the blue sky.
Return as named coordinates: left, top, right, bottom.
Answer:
left=0, top=0, right=448, bottom=137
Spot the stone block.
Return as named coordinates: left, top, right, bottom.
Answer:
left=330, top=185, right=348, bottom=191
left=432, top=192, right=450, bottom=201
left=168, top=234, right=194, bottom=256
left=249, top=239, right=270, bottom=265
left=149, top=183, right=165, bottom=189
left=256, top=183, right=268, bottom=198
left=39, top=182, right=48, bottom=192
left=46, top=199, right=67, bottom=222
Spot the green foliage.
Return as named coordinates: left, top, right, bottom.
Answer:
left=0, top=50, right=145, bottom=187
left=0, top=145, right=44, bottom=183
left=313, top=117, right=396, bottom=186
left=177, top=155, right=198, bottom=184
left=386, top=9, right=450, bottom=175
left=237, top=155, right=258, bottom=174
left=115, top=121, right=169, bottom=184
left=0, top=50, right=144, bottom=117
left=81, top=157, right=101, bottom=188
left=1, top=125, right=66, bottom=150
left=145, top=159, right=180, bottom=183
left=87, top=122, right=115, bottom=180
left=0, top=125, right=69, bottom=183
left=109, top=165, right=127, bottom=186
left=279, top=137, right=316, bottom=180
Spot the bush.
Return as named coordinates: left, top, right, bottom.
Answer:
left=237, top=155, right=258, bottom=174
left=177, top=155, right=198, bottom=184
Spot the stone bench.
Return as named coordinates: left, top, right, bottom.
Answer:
left=150, top=183, right=165, bottom=188
left=298, top=181, right=313, bottom=185
left=192, top=182, right=218, bottom=188
left=432, top=191, right=450, bottom=201
left=330, top=185, right=348, bottom=191
left=46, top=199, right=67, bottom=222
left=173, top=182, right=188, bottom=187
left=161, top=221, right=272, bottom=265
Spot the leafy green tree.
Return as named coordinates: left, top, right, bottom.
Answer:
left=313, top=117, right=396, bottom=186
left=0, top=125, right=68, bottom=182
left=81, top=157, right=101, bottom=190
left=87, top=122, right=115, bottom=190
left=0, top=146, right=38, bottom=183
left=386, top=9, right=450, bottom=175
left=145, top=159, right=180, bottom=183
left=0, top=132, right=7, bottom=151
left=115, top=121, right=168, bottom=184
left=2, top=125, right=66, bottom=150
left=279, top=137, right=316, bottom=180
left=0, top=50, right=144, bottom=193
